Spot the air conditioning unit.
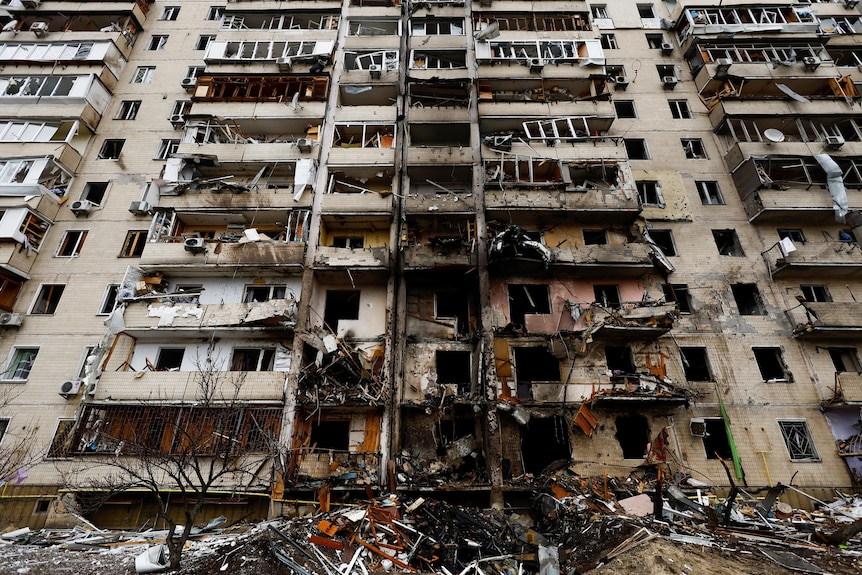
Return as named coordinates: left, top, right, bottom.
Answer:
left=276, top=57, right=292, bottom=71
left=845, top=0, right=859, bottom=8
left=0, top=312, right=23, bottom=327
left=614, top=75, right=629, bottom=90
left=128, top=201, right=151, bottom=215
left=58, top=379, right=83, bottom=399
left=21, top=0, right=41, bottom=8
left=29, top=21, right=48, bottom=36
left=368, top=64, right=381, bottom=79
left=70, top=199, right=95, bottom=216
left=528, top=58, right=544, bottom=73
left=803, top=56, right=821, bottom=71
left=660, top=42, right=674, bottom=55
left=662, top=75, right=678, bottom=88
left=825, top=134, right=846, bottom=149
left=689, top=417, right=708, bottom=438
left=168, top=114, right=185, bottom=127
left=184, top=237, right=206, bottom=253
left=181, top=77, right=196, bottom=91
left=296, top=138, right=313, bottom=153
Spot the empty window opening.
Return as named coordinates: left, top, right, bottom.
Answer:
left=521, top=416, right=570, bottom=474
left=583, top=230, right=608, bottom=245
left=513, top=346, right=561, bottom=399
left=657, top=64, right=676, bottom=79
left=323, top=290, right=361, bottom=331
left=663, top=283, right=692, bottom=313
left=680, top=347, right=711, bottom=381
left=732, top=283, right=765, bottom=315
left=682, top=138, right=707, bottom=159
left=33, top=499, right=51, bottom=514
left=436, top=290, right=471, bottom=335
left=160, top=6, right=180, bottom=20
left=624, top=138, right=649, bottom=159
left=648, top=229, right=676, bottom=256
left=636, top=181, right=662, bottom=206
left=801, top=285, right=831, bottom=302
left=778, top=420, right=819, bottom=462
left=778, top=229, right=805, bottom=243
left=231, top=348, right=275, bottom=371
left=332, top=236, right=364, bottom=248
left=669, top=100, right=691, bottom=119
left=645, top=34, right=664, bottom=49
left=155, top=348, right=184, bottom=371
left=696, top=181, right=723, bottom=204
left=614, top=100, right=636, bottom=118
left=147, top=35, right=168, bottom=51
left=615, top=415, right=650, bottom=459
left=638, top=4, right=656, bottom=18
left=592, top=5, right=609, bottom=19
left=436, top=350, right=472, bottom=394
left=713, top=229, right=744, bottom=256
left=31, top=284, right=64, bottom=314
left=196, top=35, right=216, bottom=50
left=98, top=284, right=119, bottom=315
left=82, top=182, right=108, bottom=204
left=753, top=347, right=791, bottom=382
left=310, top=420, right=350, bottom=451
left=601, top=34, right=618, bottom=50
left=702, top=418, right=733, bottom=460
left=244, top=284, right=287, bottom=303
left=606, top=345, right=635, bottom=374
left=507, top=284, right=551, bottom=326
left=120, top=230, right=147, bottom=257
left=56, top=230, right=87, bottom=257
left=594, top=284, right=621, bottom=308
left=98, top=139, right=124, bottom=159
left=828, top=347, right=861, bottom=372
left=116, top=100, right=141, bottom=120
left=435, top=415, right=475, bottom=453
left=206, top=6, right=225, bottom=20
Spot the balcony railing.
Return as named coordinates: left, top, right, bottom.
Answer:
left=786, top=301, right=862, bottom=337
left=765, top=240, right=862, bottom=279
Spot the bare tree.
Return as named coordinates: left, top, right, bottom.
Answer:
left=0, top=386, right=41, bottom=486
left=63, top=366, right=281, bottom=571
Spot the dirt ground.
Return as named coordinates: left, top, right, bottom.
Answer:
left=1, top=525, right=860, bottom=575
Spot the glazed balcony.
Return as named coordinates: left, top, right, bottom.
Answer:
left=474, top=38, right=605, bottom=68
left=191, top=74, right=330, bottom=104
left=0, top=73, right=111, bottom=131
left=765, top=240, right=862, bottom=279
left=786, top=301, right=862, bottom=338
left=0, top=38, right=131, bottom=79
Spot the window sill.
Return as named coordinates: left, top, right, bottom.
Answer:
left=0, top=379, right=27, bottom=384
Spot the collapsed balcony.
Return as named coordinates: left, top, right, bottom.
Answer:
left=408, top=80, right=471, bottom=108
left=403, top=278, right=479, bottom=341
left=404, top=165, right=474, bottom=213
left=731, top=155, right=862, bottom=223
left=786, top=300, right=862, bottom=337
left=322, top=167, right=396, bottom=213
left=699, top=73, right=858, bottom=110
left=764, top=238, right=862, bottom=279
left=478, top=80, right=615, bottom=108
left=191, top=74, right=330, bottom=103
left=338, top=83, right=398, bottom=106
left=0, top=193, right=58, bottom=289
left=297, top=331, right=386, bottom=405
left=288, top=409, right=382, bottom=487
left=823, top=372, right=862, bottom=407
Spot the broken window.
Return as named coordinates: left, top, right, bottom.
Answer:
left=682, top=138, right=707, bottom=159
left=132, top=67, right=155, bottom=84
left=713, top=229, right=744, bottom=256
left=98, top=139, right=125, bottom=159
left=436, top=290, right=471, bottom=336
left=829, top=347, right=862, bottom=372
left=155, top=348, right=184, bottom=371
left=116, top=100, right=141, bottom=121
left=30, top=284, right=64, bottom=315
left=592, top=5, right=609, bottom=19
left=513, top=346, right=561, bottom=399
left=244, top=285, right=288, bottom=303
left=436, top=350, right=471, bottom=394
left=645, top=34, right=664, bottom=49
left=594, top=284, right=621, bottom=309
left=332, top=236, right=364, bottom=248
left=82, top=182, right=108, bottom=205
left=206, top=6, right=224, bottom=20
left=696, top=181, right=723, bottom=205
left=753, top=347, right=792, bottom=382
left=310, top=420, right=350, bottom=451
left=2, top=347, right=37, bottom=381
left=600, top=33, right=617, bottom=49
left=624, top=138, right=649, bottom=160
left=521, top=416, right=570, bottom=474
left=615, top=415, right=649, bottom=459
left=669, top=100, right=691, bottom=119
left=702, top=419, right=733, bottom=460
left=638, top=4, right=656, bottom=18
left=0, top=272, right=23, bottom=312
left=159, top=6, right=180, bottom=21
left=680, top=347, right=712, bottom=381
left=154, top=139, right=179, bottom=161
left=98, top=284, right=119, bottom=315
left=732, top=283, right=765, bottom=315
left=507, top=284, right=551, bottom=325
left=801, top=285, right=831, bottom=302
left=656, top=64, right=676, bottom=81
left=56, top=230, right=87, bottom=257
left=120, top=230, right=147, bottom=257
left=606, top=345, right=635, bottom=374
left=637, top=181, right=663, bottom=206
left=613, top=100, right=636, bottom=118
left=648, top=230, right=676, bottom=256
left=778, top=229, right=805, bottom=243
left=663, top=283, right=692, bottom=313
left=583, top=230, right=608, bottom=245
left=0, top=417, right=7, bottom=443
left=323, top=290, right=361, bottom=332
left=231, top=348, right=275, bottom=371
left=777, top=420, right=819, bottom=462
left=147, top=35, right=169, bottom=51
left=411, top=18, right=464, bottom=35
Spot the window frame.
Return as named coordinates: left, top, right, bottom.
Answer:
left=120, top=230, right=148, bottom=258
left=196, top=35, right=216, bottom=50
left=206, top=6, right=225, bottom=20
left=600, top=33, right=618, bottom=50
left=132, top=66, right=155, bottom=84
left=98, top=139, right=125, bottom=159
left=777, top=420, right=820, bottom=462
left=146, top=35, right=169, bottom=51
left=115, top=100, right=141, bottom=121
left=243, top=284, right=288, bottom=303
left=98, top=284, right=120, bottom=315
left=29, top=283, right=65, bottom=315
left=682, top=138, right=707, bottom=159
left=159, top=6, right=180, bottom=21
left=230, top=348, right=275, bottom=371
left=2, top=347, right=38, bottom=382
left=154, top=139, right=180, bottom=161
left=696, top=180, right=724, bottom=205
left=55, top=230, right=88, bottom=257
left=636, top=180, right=664, bottom=206
left=614, top=100, right=636, bottom=118
left=669, top=99, right=691, bottom=119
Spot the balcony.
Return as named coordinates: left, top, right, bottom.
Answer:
left=786, top=301, right=862, bottom=337
left=0, top=73, right=111, bottom=131
left=120, top=297, right=297, bottom=335
left=405, top=165, right=474, bottom=213
left=765, top=240, right=862, bottom=279
left=177, top=117, right=322, bottom=164
left=587, top=373, right=690, bottom=407
left=0, top=39, right=131, bottom=80
left=314, top=246, right=388, bottom=269
left=836, top=372, right=862, bottom=405
left=204, top=39, right=334, bottom=65
left=478, top=81, right=616, bottom=117
left=0, top=156, right=72, bottom=197
left=328, top=122, right=396, bottom=165
left=474, top=38, right=605, bottom=68
left=549, top=243, right=661, bottom=278
left=139, top=239, right=306, bottom=273
left=191, top=74, right=330, bottom=103
left=91, top=370, right=287, bottom=403
left=401, top=215, right=476, bottom=270
left=322, top=168, right=396, bottom=213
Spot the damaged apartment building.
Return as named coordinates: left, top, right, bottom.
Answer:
left=2, top=0, right=862, bottom=528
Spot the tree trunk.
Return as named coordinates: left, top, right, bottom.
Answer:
left=816, top=517, right=862, bottom=546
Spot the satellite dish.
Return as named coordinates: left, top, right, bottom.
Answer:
left=764, top=128, right=786, bottom=144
